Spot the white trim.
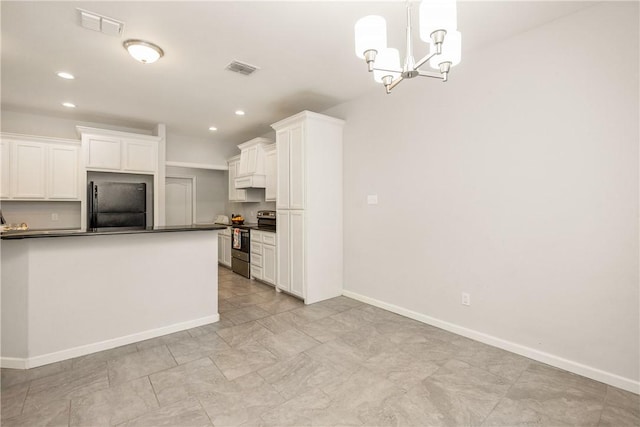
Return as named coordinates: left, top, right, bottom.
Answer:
left=342, top=290, right=640, bottom=394
left=166, top=161, right=228, bottom=171
left=1, top=132, right=80, bottom=146
left=0, top=314, right=219, bottom=370
left=166, top=174, right=197, bottom=225
left=75, top=126, right=159, bottom=141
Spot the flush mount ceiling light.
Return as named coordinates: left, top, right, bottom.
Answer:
left=123, top=39, right=164, bottom=64
left=57, top=71, right=75, bottom=80
left=235, top=110, right=245, bottom=116
left=355, top=0, right=461, bottom=94
left=62, top=102, right=76, bottom=108
left=208, top=126, right=218, bottom=131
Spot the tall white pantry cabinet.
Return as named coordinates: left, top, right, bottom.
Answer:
left=271, top=111, right=345, bottom=304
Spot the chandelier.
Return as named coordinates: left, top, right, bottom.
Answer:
left=354, top=0, right=461, bottom=94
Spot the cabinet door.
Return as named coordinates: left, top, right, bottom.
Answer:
left=235, top=161, right=248, bottom=201
left=124, top=140, right=157, bottom=173
left=289, top=124, right=305, bottom=209
left=86, top=136, right=121, bottom=170
left=222, top=235, right=232, bottom=267
left=48, top=144, right=78, bottom=199
left=1, top=141, right=10, bottom=198
left=265, top=149, right=277, bottom=202
left=12, top=142, right=46, bottom=199
left=263, top=244, right=276, bottom=285
left=218, top=234, right=225, bottom=265
left=289, top=210, right=305, bottom=298
left=276, top=211, right=290, bottom=292
left=276, top=130, right=290, bottom=209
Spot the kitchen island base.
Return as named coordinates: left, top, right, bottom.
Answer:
left=1, top=230, right=220, bottom=369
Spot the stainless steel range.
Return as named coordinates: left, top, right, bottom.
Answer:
left=231, top=210, right=276, bottom=278
left=231, top=227, right=251, bottom=278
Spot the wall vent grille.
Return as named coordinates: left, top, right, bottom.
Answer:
left=225, top=60, right=260, bottom=76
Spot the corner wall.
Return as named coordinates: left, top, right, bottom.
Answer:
left=326, top=2, right=639, bottom=391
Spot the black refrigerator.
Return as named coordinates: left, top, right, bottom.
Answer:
left=88, top=181, right=147, bottom=230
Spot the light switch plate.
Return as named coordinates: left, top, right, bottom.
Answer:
left=367, top=194, right=378, bottom=205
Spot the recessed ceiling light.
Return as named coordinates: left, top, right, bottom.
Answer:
left=57, top=72, right=75, bottom=80
left=235, top=110, right=245, bottom=116
left=62, top=102, right=76, bottom=108
left=208, top=126, right=218, bottom=131
left=123, top=39, right=164, bottom=64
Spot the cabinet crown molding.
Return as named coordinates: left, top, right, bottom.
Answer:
left=270, top=110, right=345, bottom=131
left=1, top=132, right=80, bottom=146
left=75, top=126, right=161, bottom=142
left=236, top=137, right=272, bottom=151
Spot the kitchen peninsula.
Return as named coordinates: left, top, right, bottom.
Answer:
left=1, top=225, right=225, bottom=369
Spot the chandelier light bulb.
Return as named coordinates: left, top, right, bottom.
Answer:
left=354, top=15, right=387, bottom=58
left=419, top=0, right=458, bottom=42
left=373, top=48, right=401, bottom=83
left=429, top=30, right=462, bottom=68
left=123, top=40, right=164, bottom=64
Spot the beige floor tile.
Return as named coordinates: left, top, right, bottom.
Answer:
left=212, top=342, right=279, bottom=380
left=257, top=329, right=320, bottom=360
left=107, top=346, right=177, bottom=385
left=167, top=332, right=231, bottom=365
left=149, top=357, right=230, bottom=406
left=116, top=397, right=212, bottom=427
left=69, top=377, right=158, bottom=426
left=216, top=321, right=274, bottom=347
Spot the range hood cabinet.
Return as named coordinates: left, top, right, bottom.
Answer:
left=234, top=137, right=272, bottom=189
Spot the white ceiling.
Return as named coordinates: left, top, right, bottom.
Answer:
left=1, top=1, right=595, bottom=145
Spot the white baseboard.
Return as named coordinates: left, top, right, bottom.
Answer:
left=342, top=290, right=639, bottom=395
left=1, top=314, right=220, bottom=370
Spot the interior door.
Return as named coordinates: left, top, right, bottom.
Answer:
left=166, top=176, right=194, bottom=226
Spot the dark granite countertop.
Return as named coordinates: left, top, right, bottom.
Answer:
left=231, top=223, right=276, bottom=233
left=0, top=225, right=226, bottom=240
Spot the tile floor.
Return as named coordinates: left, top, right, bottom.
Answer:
left=1, top=267, right=638, bottom=426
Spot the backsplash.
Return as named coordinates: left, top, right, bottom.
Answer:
left=0, top=201, right=81, bottom=229
left=226, top=200, right=276, bottom=223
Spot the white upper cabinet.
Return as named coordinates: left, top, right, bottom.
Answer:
left=228, top=155, right=264, bottom=203
left=235, top=137, right=272, bottom=189
left=85, top=136, right=121, bottom=170
left=13, top=141, right=46, bottom=199
left=275, top=123, right=305, bottom=209
left=79, top=127, right=159, bottom=174
left=124, top=139, right=157, bottom=173
left=1, top=141, right=10, bottom=198
left=1, top=134, right=80, bottom=201
left=48, top=144, right=79, bottom=199
left=265, top=143, right=277, bottom=202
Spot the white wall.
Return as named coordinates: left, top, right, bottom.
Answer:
left=326, top=2, right=639, bottom=391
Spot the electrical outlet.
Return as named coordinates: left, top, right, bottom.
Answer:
left=51, top=213, right=59, bottom=221
left=461, top=292, right=471, bottom=306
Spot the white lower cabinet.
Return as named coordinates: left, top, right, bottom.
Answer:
left=251, top=230, right=277, bottom=286
left=276, top=210, right=304, bottom=298
left=218, top=227, right=232, bottom=268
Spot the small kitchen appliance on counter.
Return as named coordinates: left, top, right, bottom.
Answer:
left=256, top=210, right=276, bottom=231
left=214, top=215, right=230, bottom=225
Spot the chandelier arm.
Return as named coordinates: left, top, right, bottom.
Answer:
left=371, top=66, right=403, bottom=74
left=413, top=51, right=440, bottom=71
left=386, top=75, right=404, bottom=93
left=417, top=71, right=446, bottom=79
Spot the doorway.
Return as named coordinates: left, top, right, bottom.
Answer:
left=165, top=176, right=196, bottom=226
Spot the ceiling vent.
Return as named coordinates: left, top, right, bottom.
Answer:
left=225, top=60, right=260, bottom=76
left=77, top=8, right=125, bottom=37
